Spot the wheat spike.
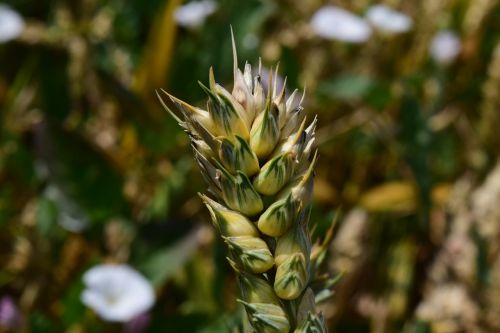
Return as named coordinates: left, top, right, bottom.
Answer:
left=158, top=31, right=327, bottom=332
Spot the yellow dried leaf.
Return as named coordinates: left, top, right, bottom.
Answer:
left=360, top=181, right=417, bottom=213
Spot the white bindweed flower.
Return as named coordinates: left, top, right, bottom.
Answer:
left=174, top=0, right=217, bottom=29
left=0, top=4, right=24, bottom=43
left=81, top=264, right=155, bottom=322
left=310, top=6, right=372, bottom=43
left=366, top=4, right=412, bottom=34
left=430, top=30, right=461, bottom=65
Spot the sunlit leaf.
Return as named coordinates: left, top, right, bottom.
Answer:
left=360, top=181, right=417, bottom=213
left=138, top=227, right=204, bottom=287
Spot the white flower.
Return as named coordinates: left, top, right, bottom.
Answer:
left=430, top=30, right=461, bottom=65
left=0, top=4, right=24, bottom=43
left=310, top=6, right=372, bottom=43
left=174, top=0, right=217, bottom=29
left=81, top=264, right=155, bottom=322
left=365, top=4, right=412, bottom=34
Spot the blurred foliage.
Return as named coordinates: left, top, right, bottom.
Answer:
left=1, top=0, right=500, bottom=332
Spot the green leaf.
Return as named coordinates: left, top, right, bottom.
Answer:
left=137, top=228, right=203, bottom=287
left=29, top=312, right=57, bottom=333
left=36, top=196, right=58, bottom=237
left=318, top=74, right=375, bottom=101
left=61, top=277, right=86, bottom=327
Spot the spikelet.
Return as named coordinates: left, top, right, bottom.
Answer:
left=158, top=30, right=327, bottom=332
left=224, top=236, right=274, bottom=274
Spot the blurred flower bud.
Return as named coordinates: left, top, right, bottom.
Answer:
left=174, top=0, right=217, bottom=29
left=366, top=5, right=413, bottom=34
left=200, top=195, right=259, bottom=237
left=0, top=5, right=24, bottom=43
left=429, top=30, right=461, bottom=65
left=310, top=6, right=372, bottom=43
left=225, top=236, right=274, bottom=273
